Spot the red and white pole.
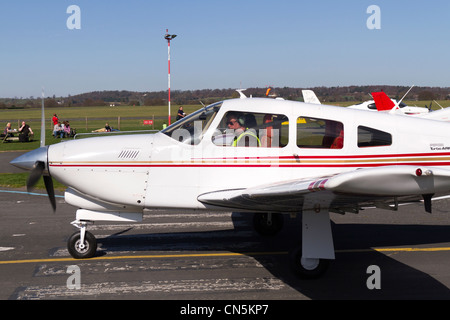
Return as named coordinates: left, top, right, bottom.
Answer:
left=165, top=29, right=177, bottom=126
left=167, top=29, right=171, bottom=125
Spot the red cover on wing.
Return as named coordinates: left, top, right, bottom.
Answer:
left=372, top=92, right=395, bottom=111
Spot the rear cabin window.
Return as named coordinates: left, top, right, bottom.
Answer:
left=297, top=117, right=344, bottom=149
left=212, top=111, right=289, bottom=147
left=358, top=126, right=392, bottom=147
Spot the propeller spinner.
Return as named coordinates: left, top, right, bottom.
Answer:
left=10, top=146, right=56, bottom=211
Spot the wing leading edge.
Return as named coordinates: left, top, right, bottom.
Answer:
left=198, top=166, right=450, bottom=213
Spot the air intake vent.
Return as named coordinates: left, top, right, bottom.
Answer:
left=118, top=149, right=140, bottom=159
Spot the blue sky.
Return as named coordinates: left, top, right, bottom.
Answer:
left=0, top=0, right=449, bottom=98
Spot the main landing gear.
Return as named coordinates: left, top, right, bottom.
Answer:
left=252, top=211, right=334, bottom=279
left=68, top=221, right=97, bottom=259
left=289, top=246, right=331, bottom=279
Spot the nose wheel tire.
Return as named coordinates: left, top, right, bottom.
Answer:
left=67, top=231, right=97, bottom=259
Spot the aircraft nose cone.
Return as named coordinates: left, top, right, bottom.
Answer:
left=10, top=147, right=48, bottom=172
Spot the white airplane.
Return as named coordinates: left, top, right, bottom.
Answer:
left=302, top=89, right=430, bottom=115
left=348, top=91, right=430, bottom=115
left=10, top=97, right=450, bottom=279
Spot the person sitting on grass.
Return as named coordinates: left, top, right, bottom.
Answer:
left=18, top=121, right=33, bottom=142
left=53, top=122, right=64, bottom=138
left=1, top=122, right=14, bottom=138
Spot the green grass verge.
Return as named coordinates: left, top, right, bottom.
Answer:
left=0, top=104, right=202, bottom=151
left=0, top=173, right=66, bottom=191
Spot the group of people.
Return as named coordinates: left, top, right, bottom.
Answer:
left=2, top=114, right=75, bottom=143
left=52, top=113, right=74, bottom=138
left=1, top=121, right=34, bottom=142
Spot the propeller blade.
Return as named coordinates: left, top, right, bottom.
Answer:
left=27, top=161, right=45, bottom=192
left=43, top=175, right=56, bottom=212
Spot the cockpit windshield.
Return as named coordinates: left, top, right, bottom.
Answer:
left=162, top=102, right=222, bottom=145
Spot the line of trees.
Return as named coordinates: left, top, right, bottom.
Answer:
left=2, top=86, right=449, bottom=109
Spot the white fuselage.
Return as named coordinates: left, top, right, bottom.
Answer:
left=47, top=98, right=450, bottom=213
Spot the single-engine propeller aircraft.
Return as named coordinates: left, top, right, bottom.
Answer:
left=303, top=88, right=450, bottom=122
left=348, top=90, right=429, bottom=115
left=303, top=88, right=430, bottom=115
left=10, top=96, right=450, bottom=278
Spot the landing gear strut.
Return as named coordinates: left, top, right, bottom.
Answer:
left=68, top=221, right=97, bottom=259
left=252, top=204, right=335, bottom=279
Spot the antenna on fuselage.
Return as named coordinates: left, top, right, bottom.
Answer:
left=433, top=100, right=444, bottom=110
left=389, top=85, right=414, bottom=113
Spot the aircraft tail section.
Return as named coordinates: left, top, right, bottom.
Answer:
left=302, top=90, right=321, bottom=104
left=372, top=92, right=395, bottom=111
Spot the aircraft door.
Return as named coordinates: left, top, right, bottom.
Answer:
left=202, top=110, right=292, bottom=192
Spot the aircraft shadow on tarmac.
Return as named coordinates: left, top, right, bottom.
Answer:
left=94, top=213, right=450, bottom=300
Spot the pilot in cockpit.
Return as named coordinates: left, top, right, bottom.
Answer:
left=226, top=112, right=260, bottom=147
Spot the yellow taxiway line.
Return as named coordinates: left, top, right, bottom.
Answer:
left=338, top=247, right=450, bottom=253
left=0, top=251, right=287, bottom=265
left=0, top=247, right=450, bottom=265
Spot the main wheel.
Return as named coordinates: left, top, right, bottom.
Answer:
left=253, top=213, right=284, bottom=236
left=289, top=246, right=330, bottom=279
left=67, top=231, right=97, bottom=259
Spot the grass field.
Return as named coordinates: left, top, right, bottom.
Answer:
left=1, top=100, right=448, bottom=152
left=0, top=104, right=202, bottom=151
left=0, top=173, right=67, bottom=191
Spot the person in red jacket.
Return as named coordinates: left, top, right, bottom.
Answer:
left=52, top=114, right=59, bottom=126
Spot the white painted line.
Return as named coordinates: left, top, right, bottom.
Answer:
left=15, top=277, right=285, bottom=299
left=88, top=221, right=247, bottom=231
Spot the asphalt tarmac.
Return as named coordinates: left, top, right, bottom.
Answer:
left=0, top=187, right=450, bottom=302
left=0, top=151, right=25, bottom=173
left=1, top=152, right=450, bottom=302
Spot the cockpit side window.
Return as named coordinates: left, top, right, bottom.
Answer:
left=212, top=111, right=288, bottom=148
left=297, top=117, right=344, bottom=149
left=162, top=102, right=222, bottom=145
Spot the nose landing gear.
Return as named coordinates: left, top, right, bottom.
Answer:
left=68, top=220, right=97, bottom=259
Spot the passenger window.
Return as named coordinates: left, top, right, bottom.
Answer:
left=297, top=117, right=344, bottom=149
left=358, top=126, right=392, bottom=147
left=212, top=111, right=288, bottom=147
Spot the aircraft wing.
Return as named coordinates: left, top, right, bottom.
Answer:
left=198, top=165, right=450, bottom=213
left=420, top=107, right=450, bottom=122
